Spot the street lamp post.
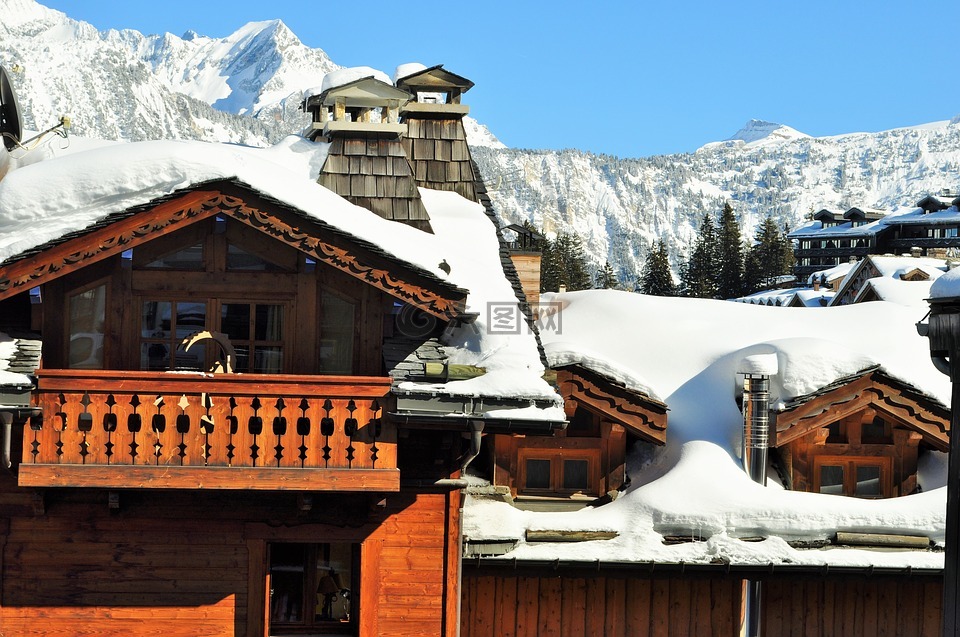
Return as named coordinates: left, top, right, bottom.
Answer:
left=919, top=294, right=960, bottom=636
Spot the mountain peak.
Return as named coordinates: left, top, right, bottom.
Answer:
left=727, top=119, right=809, bottom=145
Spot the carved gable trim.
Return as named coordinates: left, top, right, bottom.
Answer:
left=0, top=186, right=466, bottom=319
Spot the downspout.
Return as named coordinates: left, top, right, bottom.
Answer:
left=1, top=411, right=12, bottom=471
left=457, top=420, right=484, bottom=637
left=739, top=355, right=778, bottom=637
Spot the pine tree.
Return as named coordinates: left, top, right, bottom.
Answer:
left=594, top=260, right=617, bottom=289
left=715, top=202, right=745, bottom=299
left=680, top=213, right=718, bottom=298
left=744, top=217, right=796, bottom=293
left=640, top=240, right=677, bottom=296
left=540, top=231, right=592, bottom=292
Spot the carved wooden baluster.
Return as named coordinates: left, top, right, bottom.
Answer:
left=226, top=397, right=238, bottom=466
left=369, top=399, right=382, bottom=468
left=28, top=410, right=43, bottom=463
left=248, top=397, right=263, bottom=466
left=272, top=398, right=287, bottom=467
left=344, top=400, right=358, bottom=469
left=103, top=394, right=117, bottom=465
left=151, top=395, right=166, bottom=465
left=320, top=399, right=334, bottom=468
left=200, top=393, right=214, bottom=465
left=296, top=399, right=311, bottom=468
left=78, top=392, right=93, bottom=464
left=176, top=394, right=191, bottom=466
left=127, top=395, right=142, bottom=463
left=55, top=392, right=67, bottom=462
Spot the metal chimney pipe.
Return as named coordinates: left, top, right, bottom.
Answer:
left=741, top=373, right=771, bottom=485
left=738, top=354, right=778, bottom=637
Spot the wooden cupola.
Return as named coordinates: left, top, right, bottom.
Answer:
left=396, top=64, right=480, bottom=203
left=304, top=70, right=433, bottom=233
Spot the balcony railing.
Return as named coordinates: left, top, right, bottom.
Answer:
left=19, top=370, right=398, bottom=491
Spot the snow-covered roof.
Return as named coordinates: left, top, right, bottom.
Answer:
left=732, top=287, right=832, bottom=308
left=854, top=277, right=934, bottom=306
left=788, top=217, right=886, bottom=238
left=464, top=290, right=950, bottom=568
left=317, top=66, right=392, bottom=95
left=0, top=135, right=560, bottom=411
left=807, top=261, right=856, bottom=285
left=881, top=205, right=960, bottom=226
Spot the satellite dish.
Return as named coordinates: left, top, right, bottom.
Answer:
left=0, top=65, right=24, bottom=151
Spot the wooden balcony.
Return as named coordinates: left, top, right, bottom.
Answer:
left=19, top=370, right=398, bottom=491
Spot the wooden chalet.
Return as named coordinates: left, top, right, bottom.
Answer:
left=490, top=364, right=666, bottom=508
left=829, top=254, right=946, bottom=306
left=0, top=66, right=564, bottom=637
left=772, top=367, right=949, bottom=498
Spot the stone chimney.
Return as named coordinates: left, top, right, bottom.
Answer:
left=303, top=68, right=432, bottom=232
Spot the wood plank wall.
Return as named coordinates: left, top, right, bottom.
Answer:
left=0, top=481, right=459, bottom=637
left=762, top=576, right=942, bottom=637
left=461, top=573, right=742, bottom=637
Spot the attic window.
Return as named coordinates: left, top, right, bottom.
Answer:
left=226, top=243, right=285, bottom=272
left=814, top=456, right=890, bottom=498
left=143, top=243, right=204, bottom=270
left=518, top=449, right=599, bottom=497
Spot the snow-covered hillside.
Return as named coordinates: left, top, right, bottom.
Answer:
left=2, top=0, right=959, bottom=282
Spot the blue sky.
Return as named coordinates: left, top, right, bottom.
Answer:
left=38, top=0, right=960, bottom=159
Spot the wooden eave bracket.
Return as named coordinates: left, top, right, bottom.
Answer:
left=557, top=370, right=667, bottom=445
left=773, top=372, right=949, bottom=450
left=0, top=187, right=467, bottom=320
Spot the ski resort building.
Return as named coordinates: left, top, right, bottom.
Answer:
left=0, top=63, right=954, bottom=637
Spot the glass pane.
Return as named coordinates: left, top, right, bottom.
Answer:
left=255, top=304, right=284, bottom=341
left=144, top=243, right=203, bottom=270
left=226, top=243, right=283, bottom=271
left=270, top=544, right=307, bottom=624
left=69, top=284, right=106, bottom=369
left=221, top=303, right=250, bottom=341
left=855, top=465, right=882, bottom=497
left=142, top=301, right=171, bottom=339
left=562, top=459, right=589, bottom=490
left=175, top=302, right=206, bottom=339
left=173, top=342, right=203, bottom=371
left=254, top=346, right=283, bottom=374
left=318, top=543, right=353, bottom=622
left=141, top=342, right=170, bottom=371
left=819, top=465, right=844, bottom=495
left=233, top=344, right=250, bottom=374
left=525, top=459, right=551, bottom=490
left=319, top=293, right=355, bottom=374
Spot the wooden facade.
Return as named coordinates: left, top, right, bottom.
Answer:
left=773, top=369, right=949, bottom=498
left=0, top=175, right=477, bottom=635
left=491, top=366, right=666, bottom=504
left=462, top=567, right=943, bottom=637
left=461, top=570, right=744, bottom=636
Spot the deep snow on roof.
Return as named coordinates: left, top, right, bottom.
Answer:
left=0, top=135, right=558, bottom=406
left=882, top=205, right=960, bottom=225
left=464, top=290, right=950, bottom=568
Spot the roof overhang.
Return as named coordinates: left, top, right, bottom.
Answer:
left=0, top=180, right=468, bottom=320
left=555, top=365, right=667, bottom=445
left=773, top=369, right=949, bottom=450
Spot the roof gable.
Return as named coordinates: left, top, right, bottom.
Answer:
left=395, top=65, right=475, bottom=93
left=556, top=365, right=667, bottom=444
left=773, top=369, right=949, bottom=451
left=309, top=76, right=412, bottom=108
left=0, top=180, right=467, bottom=319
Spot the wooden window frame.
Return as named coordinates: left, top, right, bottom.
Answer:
left=66, top=277, right=111, bottom=370
left=812, top=455, right=892, bottom=499
left=517, top=447, right=600, bottom=498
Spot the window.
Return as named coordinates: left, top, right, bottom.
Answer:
left=318, top=291, right=356, bottom=374
left=68, top=282, right=107, bottom=369
left=269, top=542, right=356, bottom=635
left=519, top=449, right=598, bottom=497
left=221, top=303, right=285, bottom=373
left=140, top=300, right=207, bottom=371
left=813, top=456, right=890, bottom=498
left=141, top=243, right=204, bottom=270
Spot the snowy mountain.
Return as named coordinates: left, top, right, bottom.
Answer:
left=2, top=0, right=959, bottom=282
